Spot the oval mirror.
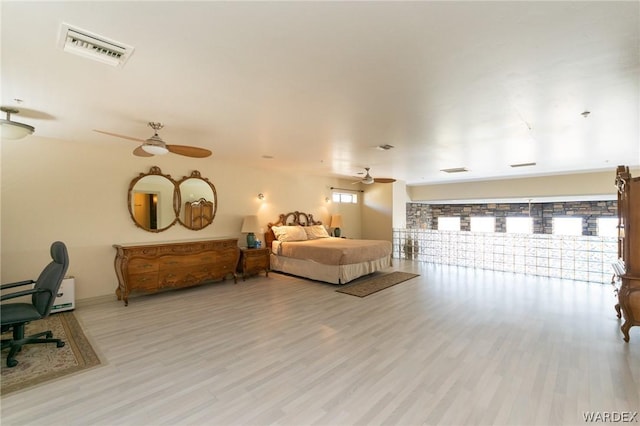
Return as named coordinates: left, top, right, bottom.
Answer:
left=128, top=166, right=178, bottom=232
left=177, top=171, right=217, bottom=230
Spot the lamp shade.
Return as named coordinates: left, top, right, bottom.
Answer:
left=141, top=144, right=169, bottom=155
left=1, top=107, right=35, bottom=140
left=241, top=215, right=260, bottom=233
left=330, top=214, right=343, bottom=228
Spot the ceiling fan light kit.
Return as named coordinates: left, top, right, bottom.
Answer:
left=141, top=144, right=169, bottom=155
left=0, top=107, right=35, bottom=140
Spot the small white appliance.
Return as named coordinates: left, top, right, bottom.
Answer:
left=51, top=276, right=75, bottom=313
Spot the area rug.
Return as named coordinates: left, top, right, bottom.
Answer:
left=1, top=311, right=101, bottom=396
left=336, top=271, right=420, bottom=297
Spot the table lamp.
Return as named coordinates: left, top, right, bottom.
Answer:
left=330, top=214, right=343, bottom=237
left=241, top=215, right=260, bottom=248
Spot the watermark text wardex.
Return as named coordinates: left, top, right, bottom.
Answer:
left=583, top=412, right=638, bottom=423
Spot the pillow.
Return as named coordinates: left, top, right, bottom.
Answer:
left=271, top=225, right=308, bottom=242
left=304, top=225, right=330, bottom=239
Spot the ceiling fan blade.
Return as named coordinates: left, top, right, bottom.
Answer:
left=374, top=178, right=396, bottom=183
left=166, top=144, right=212, bottom=158
left=93, top=129, right=146, bottom=143
left=133, top=145, right=154, bottom=157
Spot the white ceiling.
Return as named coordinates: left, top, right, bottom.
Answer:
left=2, top=1, right=639, bottom=185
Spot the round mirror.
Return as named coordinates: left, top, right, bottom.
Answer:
left=177, top=171, right=217, bottom=230
left=128, top=167, right=178, bottom=232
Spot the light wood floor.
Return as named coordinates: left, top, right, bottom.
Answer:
left=2, top=260, right=639, bottom=426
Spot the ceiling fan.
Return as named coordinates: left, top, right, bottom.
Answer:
left=94, top=122, right=212, bottom=158
left=355, top=167, right=396, bottom=184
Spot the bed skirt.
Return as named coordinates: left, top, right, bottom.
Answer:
left=269, top=254, right=392, bottom=284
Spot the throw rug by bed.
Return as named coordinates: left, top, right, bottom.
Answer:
left=1, top=311, right=101, bottom=396
left=336, top=271, right=420, bottom=297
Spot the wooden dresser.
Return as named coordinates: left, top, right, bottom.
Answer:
left=113, top=238, right=239, bottom=306
left=615, top=166, right=640, bottom=342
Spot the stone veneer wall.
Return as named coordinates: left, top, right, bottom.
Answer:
left=406, top=200, right=617, bottom=236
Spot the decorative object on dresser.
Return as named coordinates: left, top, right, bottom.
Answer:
left=241, top=215, right=260, bottom=248
left=266, top=211, right=392, bottom=285
left=237, top=247, right=270, bottom=280
left=112, top=239, right=239, bottom=306
left=128, top=167, right=217, bottom=233
left=615, top=165, right=640, bottom=342
left=330, top=214, right=343, bottom=237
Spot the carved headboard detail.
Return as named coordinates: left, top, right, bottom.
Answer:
left=265, top=211, right=323, bottom=247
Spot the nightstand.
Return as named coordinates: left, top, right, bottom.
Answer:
left=237, top=247, right=270, bottom=280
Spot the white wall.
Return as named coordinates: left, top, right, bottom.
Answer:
left=1, top=136, right=353, bottom=300
left=361, top=183, right=393, bottom=241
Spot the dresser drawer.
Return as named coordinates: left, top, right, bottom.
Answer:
left=127, top=259, right=159, bottom=274
left=127, top=272, right=159, bottom=291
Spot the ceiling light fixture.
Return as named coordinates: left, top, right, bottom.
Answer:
left=140, top=123, right=169, bottom=155
left=0, top=107, right=35, bottom=140
left=141, top=145, right=169, bottom=155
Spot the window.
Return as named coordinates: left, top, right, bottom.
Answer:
left=505, top=217, right=533, bottom=234
left=552, top=217, right=582, bottom=236
left=438, top=216, right=460, bottom=231
left=332, top=192, right=358, bottom=204
left=597, top=217, right=618, bottom=237
left=470, top=217, right=495, bottom=233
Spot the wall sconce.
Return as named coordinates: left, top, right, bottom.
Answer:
left=325, top=197, right=330, bottom=203
left=258, top=193, right=265, bottom=200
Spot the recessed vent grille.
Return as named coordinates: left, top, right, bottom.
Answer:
left=440, top=167, right=468, bottom=173
left=58, top=23, right=134, bottom=67
left=510, top=162, right=537, bottom=168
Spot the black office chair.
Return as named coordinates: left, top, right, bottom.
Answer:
left=1, top=241, right=70, bottom=367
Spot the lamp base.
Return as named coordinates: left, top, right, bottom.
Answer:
left=333, top=228, right=341, bottom=238
left=247, top=232, right=257, bottom=249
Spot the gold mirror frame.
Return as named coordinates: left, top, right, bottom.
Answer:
left=177, top=171, right=218, bottom=230
left=128, top=167, right=216, bottom=232
left=128, top=166, right=179, bottom=233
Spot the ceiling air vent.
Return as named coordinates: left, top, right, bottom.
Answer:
left=510, top=162, right=537, bottom=168
left=440, top=167, right=468, bottom=173
left=58, top=23, right=134, bottom=67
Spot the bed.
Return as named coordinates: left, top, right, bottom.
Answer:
left=265, top=211, right=392, bottom=284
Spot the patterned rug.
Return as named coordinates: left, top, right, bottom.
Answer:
left=336, top=271, right=420, bottom=297
left=1, top=311, right=101, bottom=396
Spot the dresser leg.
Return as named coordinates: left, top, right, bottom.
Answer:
left=621, top=321, right=631, bottom=342
left=615, top=303, right=622, bottom=319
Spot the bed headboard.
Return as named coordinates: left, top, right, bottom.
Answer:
left=265, top=211, right=323, bottom=247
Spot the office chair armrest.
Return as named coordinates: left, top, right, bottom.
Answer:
left=1, top=279, right=35, bottom=290
left=0, top=287, right=52, bottom=301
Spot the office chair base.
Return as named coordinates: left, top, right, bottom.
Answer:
left=2, top=328, right=65, bottom=368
